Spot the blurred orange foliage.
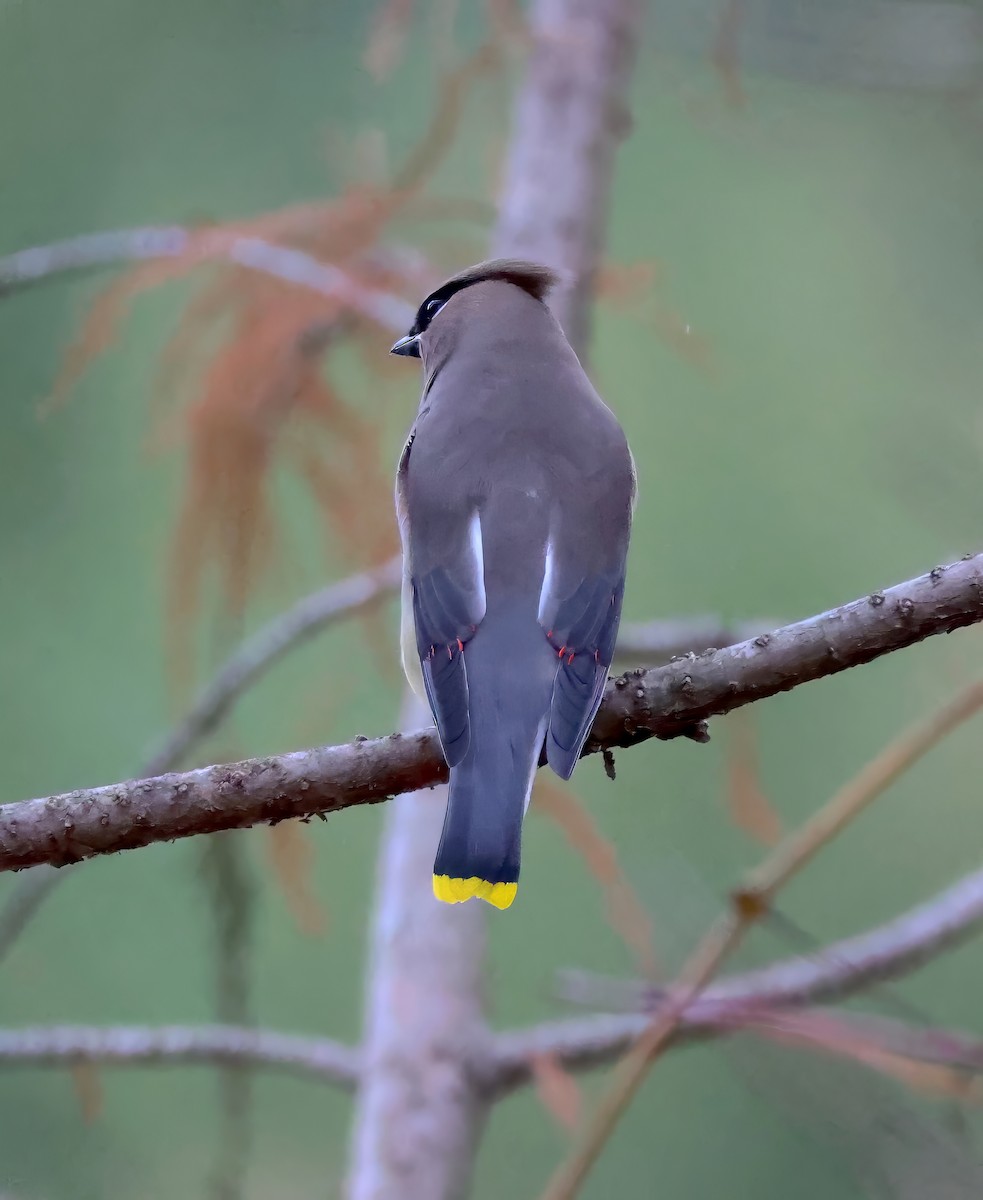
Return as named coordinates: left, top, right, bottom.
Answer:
left=266, top=822, right=329, bottom=939
left=534, top=777, right=659, bottom=979
left=596, top=260, right=714, bottom=373
left=724, top=709, right=783, bottom=846
left=754, top=1008, right=983, bottom=1105
left=69, top=1062, right=104, bottom=1125
left=710, top=0, right=748, bottom=111
left=47, top=41, right=502, bottom=693
left=531, top=1052, right=585, bottom=1133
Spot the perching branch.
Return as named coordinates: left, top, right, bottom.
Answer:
left=0, top=1024, right=359, bottom=1089
left=592, top=554, right=983, bottom=750
left=146, top=557, right=769, bottom=780
left=0, top=544, right=752, bottom=961
left=2, top=553, right=982, bottom=873
left=489, top=861, right=983, bottom=1091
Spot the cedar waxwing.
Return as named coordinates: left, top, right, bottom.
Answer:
left=391, top=260, right=635, bottom=909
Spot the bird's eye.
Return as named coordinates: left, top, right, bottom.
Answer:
left=425, top=297, right=446, bottom=319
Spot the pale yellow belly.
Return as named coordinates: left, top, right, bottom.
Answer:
left=399, top=567, right=428, bottom=701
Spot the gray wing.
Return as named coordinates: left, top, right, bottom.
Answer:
left=396, top=430, right=486, bottom=767
left=539, top=555, right=627, bottom=779
left=537, top=441, right=635, bottom=779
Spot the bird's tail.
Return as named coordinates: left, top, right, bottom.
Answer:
left=432, top=613, right=554, bottom=911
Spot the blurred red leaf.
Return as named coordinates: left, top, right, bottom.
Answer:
left=46, top=37, right=502, bottom=697
left=533, top=778, right=658, bottom=978
left=364, top=0, right=415, bottom=80
left=265, top=823, right=329, bottom=939
left=69, top=1062, right=104, bottom=1124
left=711, top=0, right=748, bottom=110
left=596, top=260, right=714, bottom=372
left=486, top=0, right=527, bottom=45
left=531, top=1052, right=584, bottom=1133
left=750, top=1008, right=983, bottom=1105
left=724, top=709, right=783, bottom=846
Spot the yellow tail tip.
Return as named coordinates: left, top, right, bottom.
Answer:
left=432, top=874, right=517, bottom=910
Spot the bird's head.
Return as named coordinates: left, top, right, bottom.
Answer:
left=390, top=258, right=560, bottom=361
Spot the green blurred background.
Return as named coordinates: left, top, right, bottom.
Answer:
left=2, top=1, right=983, bottom=1196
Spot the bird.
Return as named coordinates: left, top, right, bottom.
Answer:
left=391, top=259, right=635, bottom=910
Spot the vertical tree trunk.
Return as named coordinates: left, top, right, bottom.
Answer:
left=347, top=693, right=490, bottom=1200
left=347, top=1, right=640, bottom=1196
left=493, top=0, right=641, bottom=353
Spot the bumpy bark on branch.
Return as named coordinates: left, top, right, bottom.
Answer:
left=1, top=554, right=980, bottom=874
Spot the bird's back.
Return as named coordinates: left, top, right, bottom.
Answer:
left=406, top=281, right=633, bottom=602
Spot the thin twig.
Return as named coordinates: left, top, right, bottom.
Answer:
left=0, top=227, right=414, bottom=332
left=537, top=678, right=983, bottom=1199
left=3, top=992, right=981, bottom=1103
left=538, top=914, right=747, bottom=1200
left=741, top=679, right=983, bottom=902
left=730, top=1007, right=983, bottom=1081
left=493, top=860, right=983, bottom=1081
left=0, top=1024, right=360, bottom=1088
left=2, top=554, right=983, bottom=873
left=530, top=861, right=983, bottom=1081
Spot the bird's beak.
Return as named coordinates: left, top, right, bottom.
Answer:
left=390, top=333, right=421, bottom=358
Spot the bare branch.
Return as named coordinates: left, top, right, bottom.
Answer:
left=722, top=1007, right=983, bottom=1081
left=0, top=226, right=414, bottom=332
left=541, top=912, right=744, bottom=1200
left=3, top=873, right=979, bottom=1099
left=592, top=554, right=983, bottom=750
left=0, top=1024, right=359, bottom=1089
left=490, top=862, right=983, bottom=1091
left=2, top=554, right=982, bottom=874
left=0, top=729, right=434, bottom=873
